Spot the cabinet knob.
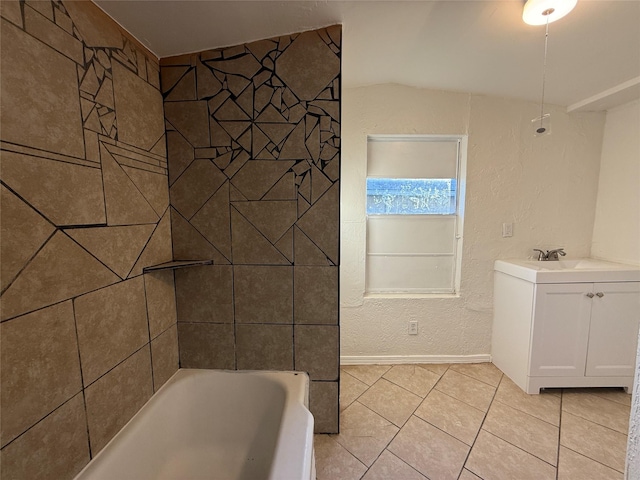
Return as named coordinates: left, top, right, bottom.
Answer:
left=596, top=292, right=604, bottom=298
left=586, top=292, right=595, bottom=298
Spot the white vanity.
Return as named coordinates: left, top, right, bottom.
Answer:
left=492, top=258, right=640, bottom=394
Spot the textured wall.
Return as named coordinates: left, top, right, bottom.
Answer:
left=0, top=1, right=176, bottom=478
left=341, top=84, right=605, bottom=361
left=591, top=100, right=640, bottom=266
left=160, top=27, right=341, bottom=433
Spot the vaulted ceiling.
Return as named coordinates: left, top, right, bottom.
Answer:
left=95, top=0, right=640, bottom=111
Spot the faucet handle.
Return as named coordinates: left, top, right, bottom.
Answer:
left=533, top=249, right=547, bottom=261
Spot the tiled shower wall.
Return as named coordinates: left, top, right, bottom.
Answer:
left=0, top=1, right=177, bottom=478
left=161, top=27, right=341, bottom=432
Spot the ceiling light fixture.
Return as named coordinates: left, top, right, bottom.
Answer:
left=524, top=0, right=577, bottom=136
left=522, top=0, right=577, bottom=26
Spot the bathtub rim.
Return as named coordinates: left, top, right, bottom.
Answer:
left=73, top=368, right=315, bottom=480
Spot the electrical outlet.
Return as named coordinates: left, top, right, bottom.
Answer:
left=408, top=321, right=418, bottom=335
left=502, top=222, right=513, bottom=238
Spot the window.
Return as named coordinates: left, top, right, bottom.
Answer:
left=365, top=136, right=466, bottom=294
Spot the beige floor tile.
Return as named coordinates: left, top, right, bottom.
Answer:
left=417, top=363, right=450, bottom=376
left=483, top=400, right=559, bottom=465
left=494, top=375, right=561, bottom=426
left=466, top=430, right=556, bottom=480
left=435, top=369, right=496, bottom=412
left=590, top=388, right=632, bottom=407
left=314, top=434, right=367, bottom=480
left=342, top=365, right=392, bottom=386
left=558, top=446, right=623, bottom=480
left=459, top=469, right=483, bottom=480
left=414, top=389, right=485, bottom=445
left=382, top=364, right=441, bottom=397
left=340, top=370, right=369, bottom=411
left=449, top=362, right=503, bottom=387
left=332, top=402, right=399, bottom=467
left=388, top=416, right=469, bottom=480
left=562, top=391, right=630, bottom=434
left=361, top=450, right=427, bottom=480
left=358, top=378, right=422, bottom=427
left=560, top=412, right=627, bottom=473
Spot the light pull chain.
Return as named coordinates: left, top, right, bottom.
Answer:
left=537, top=10, right=552, bottom=134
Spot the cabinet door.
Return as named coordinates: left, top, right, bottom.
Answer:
left=585, top=282, right=640, bottom=377
left=530, top=283, right=592, bottom=377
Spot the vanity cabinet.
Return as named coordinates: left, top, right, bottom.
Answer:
left=492, top=260, right=640, bottom=394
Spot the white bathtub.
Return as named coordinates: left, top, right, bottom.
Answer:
left=74, top=369, right=315, bottom=480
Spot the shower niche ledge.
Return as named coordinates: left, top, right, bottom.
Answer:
left=143, top=260, right=213, bottom=273
left=492, top=258, right=640, bottom=394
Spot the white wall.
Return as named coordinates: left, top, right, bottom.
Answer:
left=591, top=100, right=640, bottom=266
left=341, top=84, right=606, bottom=362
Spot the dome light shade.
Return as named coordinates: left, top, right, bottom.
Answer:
left=522, top=0, right=577, bottom=25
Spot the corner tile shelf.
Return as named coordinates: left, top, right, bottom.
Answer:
left=142, top=260, right=213, bottom=273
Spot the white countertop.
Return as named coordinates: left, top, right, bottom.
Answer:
left=494, top=258, right=640, bottom=283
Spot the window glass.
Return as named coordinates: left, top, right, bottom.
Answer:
left=366, top=178, right=456, bottom=215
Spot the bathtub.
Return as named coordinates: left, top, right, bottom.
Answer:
left=74, top=369, right=315, bottom=480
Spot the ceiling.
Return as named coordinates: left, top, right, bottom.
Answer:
left=95, top=0, right=640, bottom=111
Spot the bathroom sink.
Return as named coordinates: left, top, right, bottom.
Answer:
left=495, top=258, right=640, bottom=283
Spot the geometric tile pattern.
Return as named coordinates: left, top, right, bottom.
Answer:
left=0, top=1, right=175, bottom=477
left=316, top=363, right=631, bottom=480
left=163, top=26, right=341, bottom=433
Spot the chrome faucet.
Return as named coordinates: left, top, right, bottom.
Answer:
left=533, top=248, right=566, bottom=261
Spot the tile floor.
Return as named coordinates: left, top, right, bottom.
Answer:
left=314, top=363, right=631, bottom=480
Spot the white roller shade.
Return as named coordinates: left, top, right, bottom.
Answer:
left=367, top=137, right=458, bottom=179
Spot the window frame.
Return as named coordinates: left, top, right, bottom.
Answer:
left=364, top=134, right=467, bottom=296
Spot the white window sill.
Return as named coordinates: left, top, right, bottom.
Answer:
left=364, top=292, right=461, bottom=300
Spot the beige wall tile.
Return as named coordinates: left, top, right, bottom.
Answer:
left=0, top=394, right=90, bottom=480
left=178, top=323, right=235, bottom=369
left=294, top=266, right=338, bottom=324
left=275, top=30, right=340, bottom=101
left=75, top=276, right=149, bottom=385
left=171, top=208, right=229, bottom=263
left=170, top=160, right=226, bottom=219
left=0, top=0, right=23, bottom=28
left=144, top=270, right=177, bottom=338
left=310, top=381, right=339, bottom=433
left=129, top=210, right=173, bottom=277
left=0, top=301, right=82, bottom=447
left=0, top=185, right=55, bottom=292
left=175, top=265, right=233, bottom=323
left=296, top=182, right=339, bottom=264
left=164, top=101, right=210, bottom=147
left=85, top=346, right=153, bottom=455
left=0, top=152, right=106, bottom=226
left=234, top=266, right=293, bottom=324
left=24, top=4, right=83, bottom=64
left=63, top=0, right=123, bottom=49
left=236, top=324, right=293, bottom=370
left=294, top=325, right=338, bottom=380
left=66, top=225, right=155, bottom=279
left=151, top=325, right=179, bottom=391
left=0, top=19, right=84, bottom=157
left=112, top=60, right=165, bottom=151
